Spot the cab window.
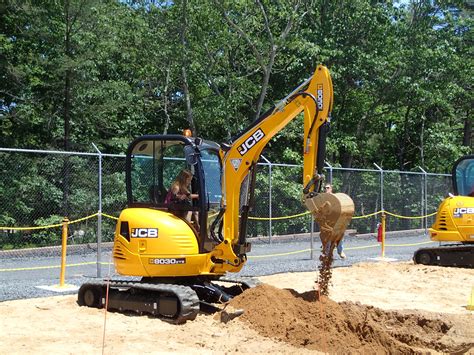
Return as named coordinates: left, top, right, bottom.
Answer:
left=129, top=140, right=189, bottom=205
left=455, top=157, right=474, bottom=197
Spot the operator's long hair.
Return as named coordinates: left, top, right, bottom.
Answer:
left=171, top=169, right=192, bottom=194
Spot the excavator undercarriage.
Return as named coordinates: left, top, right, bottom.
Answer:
left=413, top=244, right=474, bottom=268
left=78, top=277, right=260, bottom=323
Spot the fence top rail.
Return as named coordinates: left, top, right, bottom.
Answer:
left=377, top=168, right=450, bottom=176
left=0, top=147, right=125, bottom=158
left=327, top=166, right=450, bottom=176
left=257, top=161, right=300, bottom=168
left=425, top=172, right=451, bottom=177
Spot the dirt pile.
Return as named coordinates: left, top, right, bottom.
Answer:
left=229, top=284, right=473, bottom=354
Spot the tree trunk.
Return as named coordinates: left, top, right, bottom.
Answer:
left=180, top=0, right=196, bottom=135
left=463, top=112, right=472, bottom=148
left=62, top=0, right=72, bottom=216
left=254, top=52, right=275, bottom=120
left=162, top=68, right=171, bottom=135
left=181, top=66, right=196, bottom=135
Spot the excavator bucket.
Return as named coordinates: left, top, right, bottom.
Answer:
left=305, top=192, right=355, bottom=253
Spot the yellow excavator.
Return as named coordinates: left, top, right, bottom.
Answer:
left=78, top=65, right=354, bottom=322
left=414, top=155, right=474, bottom=267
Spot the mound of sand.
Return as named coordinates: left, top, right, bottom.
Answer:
left=1, top=261, right=473, bottom=354
left=229, top=284, right=471, bottom=353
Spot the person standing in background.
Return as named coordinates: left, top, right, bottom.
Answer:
left=324, top=183, right=347, bottom=259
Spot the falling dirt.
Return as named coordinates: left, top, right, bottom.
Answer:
left=317, top=251, right=334, bottom=295
left=229, top=284, right=474, bottom=354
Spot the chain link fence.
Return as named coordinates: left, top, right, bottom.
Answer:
left=0, top=148, right=452, bottom=253
left=325, top=166, right=451, bottom=234
left=0, top=148, right=125, bottom=252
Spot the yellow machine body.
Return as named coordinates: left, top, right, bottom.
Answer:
left=414, top=155, right=474, bottom=267
left=429, top=196, right=474, bottom=243
left=113, top=208, right=237, bottom=277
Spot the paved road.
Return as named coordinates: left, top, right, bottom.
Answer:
left=0, top=233, right=434, bottom=302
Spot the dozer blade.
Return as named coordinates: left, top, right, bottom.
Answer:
left=305, top=192, right=354, bottom=253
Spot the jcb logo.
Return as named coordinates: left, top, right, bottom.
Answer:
left=237, top=129, right=265, bottom=156
left=453, top=207, right=474, bottom=218
left=131, top=228, right=158, bottom=238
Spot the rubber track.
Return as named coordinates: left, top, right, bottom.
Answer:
left=81, top=280, right=200, bottom=323
left=414, top=245, right=474, bottom=268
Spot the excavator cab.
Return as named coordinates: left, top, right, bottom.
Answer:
left=453, top=155, right=474, bottom=198
left=113, top=135, right=229, bottom=278
left=125, top=135, right=222, bottom=251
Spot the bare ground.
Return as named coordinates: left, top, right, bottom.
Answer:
left=1, top=261, right=473, bottom=354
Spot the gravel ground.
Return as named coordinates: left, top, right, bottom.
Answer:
left=0, top=231, right=433, bottom=302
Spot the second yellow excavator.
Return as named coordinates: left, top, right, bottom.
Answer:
left=414, top=155, right=474, bottom=268
left=78, top=65, right=354, bottom=322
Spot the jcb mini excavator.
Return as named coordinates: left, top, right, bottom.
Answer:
left=78, top=65, right=354, bottom=322
left=414, top=155, right=474, bottom=267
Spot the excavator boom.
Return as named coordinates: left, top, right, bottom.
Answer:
left=212, top=65, right=354, bottom=270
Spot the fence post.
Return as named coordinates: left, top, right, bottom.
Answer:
left=59, top=217, right=69, bottom=287
left=325, top=161, right=333, bottom=183
left=92, top=143, right=102, bottom=278
left=418, top=166, right=428, bottom=235
left=261, top=155, right=272, bottom=243
left=374, top=163, right=384, bottom=213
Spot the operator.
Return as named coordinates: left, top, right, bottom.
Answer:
left=324, top=183, right=346, bottom=259
left=165, top=169, right=200, bottom=230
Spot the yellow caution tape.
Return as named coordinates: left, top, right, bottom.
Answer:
left=68, top=213, right=99, bottom=224
left=352, top=211, right=382, bottom=219
left=0, top=213, right=99, bottom=231
left=248, top=209, right=436, bottom=221
left=0, top=261, right=112, bottom=272
left=383, top=211, right=437, bottom=219
left=385, top=241, right=435, bottom=247
left=249, top=211, right=310, bottom=221
left=102, top=213, right=119, bottom=220
left=248, top=248, right=312, bottom=258
left=0, top=208, right=438, bottom=231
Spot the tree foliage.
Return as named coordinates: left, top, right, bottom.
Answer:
left=1, top=0, right=471, bottom=169
left=0, top=1, right=472, bottom=244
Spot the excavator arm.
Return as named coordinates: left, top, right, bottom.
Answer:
left=212, top=65, right=354, bottom=271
